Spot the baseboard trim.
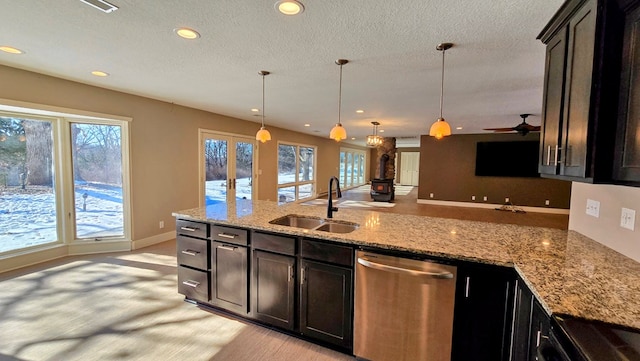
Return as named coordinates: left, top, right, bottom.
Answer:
left=416, top=199, right=570, bottom=215
left=132, top=231, right=176, bottom=250
left=67, top=240, right=132, bottom=255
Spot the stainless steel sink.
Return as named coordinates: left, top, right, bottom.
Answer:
left=315, top=221, right=359, bottom=234
left=269, top=214, right=359, bottom=233
left=269, top=214, right=325, bottom=229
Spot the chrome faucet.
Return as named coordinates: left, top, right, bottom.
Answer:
left=327, top=176, right=342, bottom=218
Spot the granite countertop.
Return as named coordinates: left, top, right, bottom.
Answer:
left=173, top=199, right=640, bottom=331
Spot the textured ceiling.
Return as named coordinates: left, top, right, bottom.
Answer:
left=0, top=0, right=565, bottom=146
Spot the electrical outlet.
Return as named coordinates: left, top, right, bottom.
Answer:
left=586, top=199, right=600, bottom=218
left=483, top=196, right=488, bottom=201
left=545, top=200, right=550, bottom=206
left=505, top=197, right=510, bottom=203
left=159, top=221, right=164, bottom=229
left=621, top=208, right=636, bottom=231
left=471, top=195, right=476, bottom=201
left=429, top=193, right=434, bottom=198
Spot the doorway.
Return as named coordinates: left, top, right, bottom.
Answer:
left=199, top=131, right=256, bottom=206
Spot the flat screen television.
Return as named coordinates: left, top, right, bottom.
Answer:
left=475, top=141, right=540, bottom=177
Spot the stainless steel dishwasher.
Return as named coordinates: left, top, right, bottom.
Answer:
left=354, top=250, right=457, bottom=361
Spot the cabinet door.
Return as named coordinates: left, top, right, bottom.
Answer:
left=614, top=4, right=640, bottom=183
left=509, top=279, right=535, bottom=361
left=528, top=300, right=551, bottom=360
left=561, top=0, right=597, bottom=177
left=210, top=241, right=248, bottom=315
left=452, top=266, right=514, bottom=361
left=539, top=27, right=568, bottom=175
left=299, top=259, right=353, bottom=349
left=251, top=250, right=295, bottom=330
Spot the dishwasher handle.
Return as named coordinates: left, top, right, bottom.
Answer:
left=357, top=257, right=454, bottom=279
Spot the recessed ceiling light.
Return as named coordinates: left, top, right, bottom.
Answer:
left=251, top=108, right=260, bottom=112
left=379, top=129, right=385, bottom=133
left=304, top=124, right=310, bottom=127
left=351, top=137, right=356, bottom=140
left=275, top=0, right=304, bottom=15
left=91, top=70, right=109, bottom=77
left=456, top=126, right=463, bottom=130
left=356, top=110, right=364, bottom=113
left=175, top=27, right=200, bottom=40
left=0, top=46, right=24, bottom=54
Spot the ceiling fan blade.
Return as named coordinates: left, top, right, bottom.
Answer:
left=483, top=127, right=516, bottom=132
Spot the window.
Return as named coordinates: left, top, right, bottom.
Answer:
left=339, top=148, right=366, bottom=188
left=0, top=110, right=130, bottom=255
left=277, top=143, right=316, bottom=204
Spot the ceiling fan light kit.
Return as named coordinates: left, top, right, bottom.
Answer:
left=429, top=42, right=454, bottom=140
left=330, top=59, right=349, bottom=142
left=255, top=70, right=272, bottom=143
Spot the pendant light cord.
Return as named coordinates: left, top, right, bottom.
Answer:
left=261, top=73, right=266, bottom=128
left=439, top=47, right=445, bottom=120
left=338, top=63, right=343, bottom=126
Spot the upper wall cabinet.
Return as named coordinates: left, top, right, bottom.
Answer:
left=538, top=0, right=626, bottom=183
left=614, top=2, right=640, bottom=184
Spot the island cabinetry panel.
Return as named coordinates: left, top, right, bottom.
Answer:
left=251, top=231, right=297, bottom=331
left=299, top=239, right=353, bottom=350
left=614, top=2, right=640, bottom=184
left=509, top=279, right=535, bottom=361
left=538, top=0, right=625, bottom=182
left=176, top=219, right=210, bottom=303
left=451, top=264, right=515, bottom=361
left=210, top=240, right=249, bottom=315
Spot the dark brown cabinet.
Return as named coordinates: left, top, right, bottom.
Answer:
left=251, top=232, right=297, bottom=331
left=299, top=239, right=353, bottom=350
left=509, top=278, right=551, bottom=361
left=176, top=220, right=210, bottom=303
left=451, top=264, right=515, bottom=361
left=538, top=0, right=623, bottom=182
left=210, top=241, right=248, bottom=315
left=614, top=2, right=640, bottom=184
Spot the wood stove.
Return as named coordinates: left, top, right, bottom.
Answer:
left=371, top=154, right=395, bottom=202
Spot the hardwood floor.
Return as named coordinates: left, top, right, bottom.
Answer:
left=0, top=241, right=354, bottom=361
left=0, top=185, right=567, bottom=360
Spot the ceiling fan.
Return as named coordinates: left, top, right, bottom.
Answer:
left=484, top=114, right=541, bottom=136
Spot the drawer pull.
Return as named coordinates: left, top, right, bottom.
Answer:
left=217, top=232, right=238, bottom=239
left=217, top=245, right=237, bottom=251
left=181, top=249, right=199, bottom=256
left=180, top=226, right=198, bottom=232
left=182, top=280, right=200, bottom=288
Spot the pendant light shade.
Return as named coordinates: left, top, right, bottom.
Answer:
left=366, top=121, right=384, bottom=147
left=256, top=70, right=272, bottom=143
left=429, top=43, right=454, bottom=140
left=330, top=59, right=349, bottom=141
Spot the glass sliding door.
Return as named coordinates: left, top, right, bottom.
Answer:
left=339, top=148, right=366, bottom=189
left=201, top=131, right=255, bottom=206
left=71, top=123, right=124, bottom=239
left=0, top=116, right=57, bottom=253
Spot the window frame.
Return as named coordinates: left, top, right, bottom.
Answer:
left=277, top=141, right=317, bottom=203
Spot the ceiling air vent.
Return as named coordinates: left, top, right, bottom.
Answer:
left=80, top=0, right=118, bottom=13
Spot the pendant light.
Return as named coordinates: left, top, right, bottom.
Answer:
left=255, top=70, right=272, bottom=143
left=366, top=121, right=383, bottom=147
left=429, top=42, right=453, bottom=140
left=330, top=59, right=349, bottom=141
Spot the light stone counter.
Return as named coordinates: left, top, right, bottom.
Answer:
left=173, top=199, right=640, bottom=331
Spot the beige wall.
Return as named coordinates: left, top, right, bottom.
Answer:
left=418, top=133, right=572, bottom=208
left=0, top=65, right=363, bottom=241
left=569, top=183, right=640, bottom=262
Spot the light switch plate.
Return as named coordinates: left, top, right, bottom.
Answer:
left=586, top=199, right=600, bottom=218
left=621, top=208, right=636, bottom=231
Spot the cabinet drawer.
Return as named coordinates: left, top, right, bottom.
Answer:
left=252, top=231, right=296, bottom=256
left=301, top=238, right=353, bottom=267
left=211, top=225, right=248, bottom=246
left=177, top=235, right=209, bottom=270
left=177, top=219, right=208, bottom=239
left=178, top=266, right=209, bottom=302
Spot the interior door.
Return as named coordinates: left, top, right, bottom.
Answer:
left=200, top=131, right=256, bottom=206
left=400, top=152, right=420, bottom=186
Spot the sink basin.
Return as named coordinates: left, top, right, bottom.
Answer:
left=269, top=214, right=359, bottom=233
left=269, top=214, right=325, bottom=229
left=315, top=221, right=359, bottom=234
